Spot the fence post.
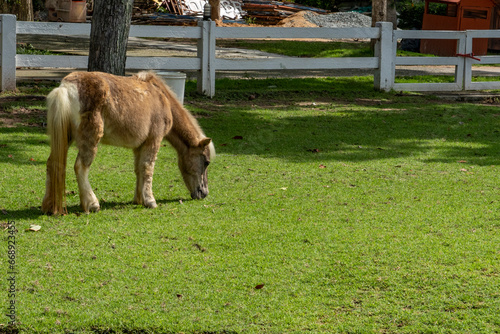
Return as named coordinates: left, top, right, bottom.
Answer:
left=461, top=31, right=472, bottom=91
left=197, top=20, right=216, bottom=97
left=0, top=15, right=16, bottom=91
left=373, top=21, right=393, bottom=92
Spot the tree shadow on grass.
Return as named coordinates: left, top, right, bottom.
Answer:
left=193, top=79, right=500, bottom=166
left=0, top=127, right=48, bottom=166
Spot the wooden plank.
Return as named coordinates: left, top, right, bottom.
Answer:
left=126, top=56, right=200, bottom=70
left=17, top=21, right=91, bottom=35
left=471, top=56, right=500, bottom=64
left=16, top=54, right=201, bottom=71
left=1, top=15, right=17, bottom=91
left=129, top=25, right=201, bottom=38
left=394, top=30, right=464, bottom=40
left=395, top=57, right=460, bottom=66
left=374, top=22, right=394, bottom=91
left=393, top=82, right=461, bottom=92
left=467, top=81, right=500, bottom=90
left=16, top=54, right=89, bottom=68
left=467, top=30, right=500, bottom=39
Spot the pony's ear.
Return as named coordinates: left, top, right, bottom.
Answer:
left=199, top=137, right=212, bottom=148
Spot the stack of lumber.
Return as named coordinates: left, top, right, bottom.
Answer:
left=131, top=0, right=329, bottom=25
left=242, top=0, right=328, bottom=24
left=131, top=12, right=198, bottom=25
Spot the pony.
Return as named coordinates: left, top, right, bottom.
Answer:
left=42, top=71, right=215, bottom=215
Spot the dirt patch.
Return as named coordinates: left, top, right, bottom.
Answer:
left=278, top=11, right=318, bottom=28
left=0, top=95, right=47, bottom=128
left=215, top=11, right=318, bottom=28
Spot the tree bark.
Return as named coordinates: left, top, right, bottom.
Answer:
left=209, top=0, right=220, bottom=21
left=0, top=0, right=33, bottom=21
left=371, top=0, right=388, bottom=50
left=371, top=0, right=388, bottom=27
left=88, top=0, right=134, bottom=76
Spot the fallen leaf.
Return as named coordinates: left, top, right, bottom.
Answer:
left=179, top=199, right=183, bottom=204
left=193, top=243, right=206, bottom=252
left=8, top=154, right=13, bottom=158
left=232, top=136, right=243, bottom=140
left=255, top=284, right=265, bottom=290
left=29, top=157, right=36, bottom=161
left=460, top=168, right=468, bottom=172
left=458, top=160, right=467, bottom=163
left=307, top=148, right=320, bottom=153
left=27, top=224, right=41, bottom=232
left=177, top=294, right=183, bottom=299
left=220, top=143, right=227, bottom=146
left=319, top=164, right=326, bottom=169
left=280, top=187, right=287, bottom=190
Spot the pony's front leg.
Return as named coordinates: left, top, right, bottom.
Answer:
left=74, top=110, right=103, bottom=213
left=133, top=142, right=160, bottom=209
left=75, top=153, right=100, bottom=213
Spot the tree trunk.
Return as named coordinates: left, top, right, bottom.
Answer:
left=88, top=0, right=134, bottom=76
left=372, top=0, right=388, bottom=27
left=387, top=0, right=397, bottom=29
left=209, top=0, right=220, bottom=21
left=371, top=0, right=388, bottom=49
left=0, top=0, right=33, bottom=21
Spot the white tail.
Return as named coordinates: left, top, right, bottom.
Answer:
left=41, top=85, right=76, bottom=215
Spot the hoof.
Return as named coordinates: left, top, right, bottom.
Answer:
left=83, top=201, right=100, bottom=213
left=144, top=200, right=158, bottom=209
left=88, top=202, right=100, bottom=212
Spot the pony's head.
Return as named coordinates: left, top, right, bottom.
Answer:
left=178, top=137, right=215, bottom=199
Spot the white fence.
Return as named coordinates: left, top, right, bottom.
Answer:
left=2, top=14, right=500, bottom=96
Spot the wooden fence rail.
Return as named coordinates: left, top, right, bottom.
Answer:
left=2, top=14, right=500, bottom=96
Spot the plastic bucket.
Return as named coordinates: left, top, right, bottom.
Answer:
left=157, top=72, right=187, bottom=105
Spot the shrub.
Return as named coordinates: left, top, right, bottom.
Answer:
left=397, top=2, right=425, bottom=30
left=294, top=0, right=340, bottom=12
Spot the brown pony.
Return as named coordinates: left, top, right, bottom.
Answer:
left=42, top=71, right=215, bottom=215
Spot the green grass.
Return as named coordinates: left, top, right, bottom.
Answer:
left=16, top=44, right=62, bottom=56
left=217, top=40, right=374, bottom=58
left=1, top=78, right=500, bottom=333
left=216, top=40, right=442, bottom=58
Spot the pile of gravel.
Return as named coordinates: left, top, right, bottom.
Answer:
left=303, top=11, right=372, bottom=28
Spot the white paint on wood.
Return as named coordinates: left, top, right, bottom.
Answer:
left=374, top=22, right=393, bottom=91
left=0, top=15, right=16, bottom=91
left=4, top=17, right=500, bottom=94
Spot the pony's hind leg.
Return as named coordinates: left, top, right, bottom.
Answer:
left=75, top=153, right=100, bottom=213
left=133, top=139, right=161, bottom=208
left=74, top=114, right=103, bottom=213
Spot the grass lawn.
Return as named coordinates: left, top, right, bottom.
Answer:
left=1, top=77, right=500, bottom=333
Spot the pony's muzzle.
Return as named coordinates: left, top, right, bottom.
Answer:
left=191, top=187, right=208, bottom=200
